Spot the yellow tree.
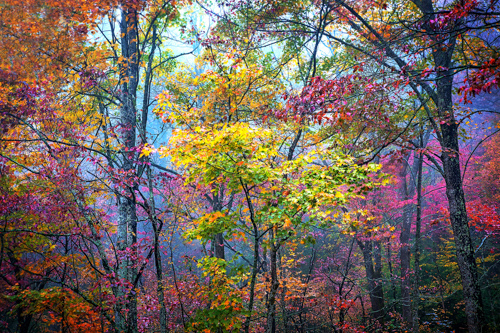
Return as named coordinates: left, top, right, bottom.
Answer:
left=147, top=48, right=387, bottom=332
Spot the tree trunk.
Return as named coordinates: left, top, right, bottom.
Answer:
left=435, top=58, right=484, bottom=332
left=244, top=228, right=259, bottom=333
left=267, top=229, right=279, bottom=333
left=399, top=152, right=422, bottom=327
left=441, top=123, right=484, bottom=332
left=207, top=191, right=226, bottom=260
left=412, top=146, right=424, bottom=332
left=243, top=182, right=259, bottom=333
left=386, top=240, right=397, bottom=312
left=117, top=5, right=140, bottom=332
left=146, top=163, right=168, bottom=333
left=153, top=219, right=168, bottom=333
left=214, top=233, right=225, bottom=260
left=358, top=240, right=385, bottom=324
left=400, top=196, right=413, bottom=326
left=338, top=238, right=356, bottom=330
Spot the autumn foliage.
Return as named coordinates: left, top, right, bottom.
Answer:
left=1, top=0, right=500, bottom=332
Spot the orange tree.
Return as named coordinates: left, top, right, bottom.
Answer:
left=0, top=0, right=189, bottom=331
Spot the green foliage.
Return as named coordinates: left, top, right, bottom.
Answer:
left=188, top=257, right=248, bottom=332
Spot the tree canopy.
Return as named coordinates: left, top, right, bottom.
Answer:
left=1, top=0, right=500, bottom=332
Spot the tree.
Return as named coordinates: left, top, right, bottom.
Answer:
left=2, top=0, right=500, bottom=331
left=1, top=0, right=188, bottom=331
left=223, top=0, right=500, bottom=330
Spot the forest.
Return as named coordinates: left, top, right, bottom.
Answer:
left=0, top=0, right=499, bottom=332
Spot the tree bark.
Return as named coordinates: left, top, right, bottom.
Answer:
left=117, top=5, right=140, bottom=332
left=400, top=178, right=413, bottom=326
left=399, top=151, right=422, bottom=327
left=242, top=181, right=260, bottom=333
left=441, top=121, right=484, bottom=332
left=206, top=191, right=226, bottom=260
left=412, top=144, right=424, bottom=332
left=358, top=239, right=385, bottom=324
left=214, top=233, right=225, bottom=259
left=434, top=51, right=484, bottom=331
left=267, top=229, right=279, bottom=333
left=332, top=0, right=487, bottom=328
left=146, top=163, right=168, bottom=333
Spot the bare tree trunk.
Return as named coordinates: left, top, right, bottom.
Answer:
left=358, top=240, right=385, bottom=324
left=386, top=240, right=397, bottom=312
left=338, top=238, right=356, bottom=331
left=243, top=182, right=259, bottom=333
left=267, top=229, right=279, bottom=333
left=244, top=228, right=259, bottom=333
left=117, top=5, right=140, bottom=332
left=153, top=221, right=168, bottom=333
left=400, top=199, right=413, bottom=326
left=412, top=144, right=424, bottom=332
left=399, top=152, right=422, bottom=327
left=441, top=122, right=484, bottom=332
left=145, top=164, right=168, bottom=333
left=434, top=61, right=484, bottom=332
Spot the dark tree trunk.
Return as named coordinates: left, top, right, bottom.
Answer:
left=434, top=52, right=484, bottom=331
left=386, top=240, right=397, bottom=312
left=412, top=146, right=424, bottom=332
left=358, top=240, right=385, bottom=324
left=214, top=232, right=225, bottom=260
left=141, top=23, right=168, bottom=333
left=400, top=196, right=413, bottom=326
left=18, top=311, right=32, bottom=333
left=153, top=218, right=168, bottom=333
left=243, top=182, right=259, bottom=333
left=338, top=238, right=356, bottom=330
left=441, top=121, right=484, bottom=332
left=206, top=191, right=226, bottom=260
left=267, top=229, right=279, bottom=333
